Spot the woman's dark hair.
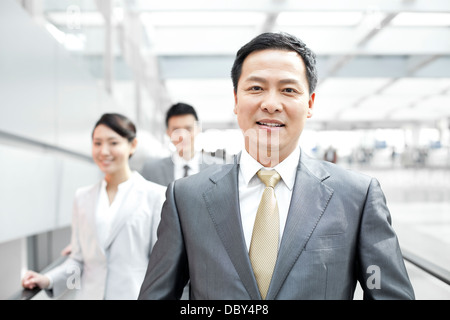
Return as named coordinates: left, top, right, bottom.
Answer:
left=231, top=32, right=318, bottom=95
left=92, top=113, right=136, bottom=142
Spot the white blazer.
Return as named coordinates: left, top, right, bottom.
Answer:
left=45, top=172, right=166, bottom=300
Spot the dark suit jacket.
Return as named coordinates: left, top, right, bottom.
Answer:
left=139, top=149, right=415, bottom=300
left=140, top=153, right=222, bottom=186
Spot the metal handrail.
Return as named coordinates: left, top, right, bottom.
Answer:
left=0, top=130, right=92, bottom=163
left=9, top=248, right=450, bottom=300
left=402, top=248, right=450, bottom=286
left=8, top=255, right=68, bottom=300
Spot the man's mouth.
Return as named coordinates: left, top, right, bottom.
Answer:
left=256, top=121, right=285, bottom=128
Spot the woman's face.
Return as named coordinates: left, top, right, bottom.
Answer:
left=92, top=124, right=136, bottom=175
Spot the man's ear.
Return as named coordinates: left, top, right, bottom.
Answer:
left=307, top=92, right=315, bottom=118
left=233, top=90, right=238, bottom=115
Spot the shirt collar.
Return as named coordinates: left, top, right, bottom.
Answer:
left=101, top=171, right=136, bottom=191
left=239, top=147, right=300, bottom=191
left=172, top=151, right=200, bottom=167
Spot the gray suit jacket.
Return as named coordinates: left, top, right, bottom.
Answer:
left=140, top=153, right=221, bottom=186
left=139, top=150, right=415, bottom=300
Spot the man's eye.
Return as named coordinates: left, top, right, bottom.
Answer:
left=283, top=88, right=296, bottom=93
left=249, top=86, right=262, bottom=91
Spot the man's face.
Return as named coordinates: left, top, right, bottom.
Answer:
left=233, top=49, right=315, bottom=166
left=166, top=114, right=198, bottom=159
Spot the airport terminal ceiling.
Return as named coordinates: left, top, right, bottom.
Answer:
left=24, top=0, right=450, bottom=132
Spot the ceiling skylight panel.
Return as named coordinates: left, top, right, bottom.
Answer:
left=276, top=12, right=363, bottom=27
left=140, top=11, right=265, bottom=26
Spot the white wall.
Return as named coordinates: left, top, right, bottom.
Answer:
left=0, top=0, right=138, bottom=298
left=0, top=0, right=114, bottom=242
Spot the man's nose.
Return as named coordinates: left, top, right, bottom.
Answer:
left=260, top=91, right=283, bottom=113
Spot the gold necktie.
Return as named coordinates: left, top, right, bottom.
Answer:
left=249, top=169, right=281, bottom=299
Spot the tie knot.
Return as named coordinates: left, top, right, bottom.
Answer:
left=257, top=169, right=281, bottom=188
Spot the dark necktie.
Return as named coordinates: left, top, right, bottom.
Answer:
left=183, top=165, right=190, bottom=177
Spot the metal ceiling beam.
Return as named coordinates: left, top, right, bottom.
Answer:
left=39, top=0, right=450, bottom=132
left=95, top=0, right=113, bottom=94
left=18, top=0, right=44, bottom=21
left=259, top=12, right=279, bottom=33
left=318, top=12, right=398, bottom=87
left=258, top=0, right=285, bottom=33
left=387, top=81, right=450, bottom=121
left=355, top=13, right=397, bottom=48
left=336, top=54, right=444, bottom=121
left=42, top=16, right=450, bottom=56
left=157, top=55, right=450, bottom=79
left=117, top=8, right=171, bottom=135
left=126, top=0, right=450, bottom=13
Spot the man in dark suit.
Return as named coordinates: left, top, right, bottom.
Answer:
left=140, top=102, right=221, bottom=186
left=138, top=32, right=415, bottom=300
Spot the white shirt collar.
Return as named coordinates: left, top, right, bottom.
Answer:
left=172, top=151, right=200, bottom=168
left=239, top=147, right=300, bottom=191
left=101, top=170, right=137, bottom=192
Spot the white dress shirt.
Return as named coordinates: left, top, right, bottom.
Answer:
left=47, top=171, right=138, bottom=289
left=96, top=173, right=134, bottom=248
left=172, top=152, right=201, bottom=180
left=238, top=147, right=300, bottom=251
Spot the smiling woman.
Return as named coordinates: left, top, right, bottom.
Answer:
left=91, top=114, right=138, bottom=204
left=21, top=113, right=167, bottom=300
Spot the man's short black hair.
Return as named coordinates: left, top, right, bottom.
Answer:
left=231, top=32, right=318, bottom=96
left=165, top=102, right=199, bottom=128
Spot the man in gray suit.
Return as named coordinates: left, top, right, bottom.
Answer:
left=139, top=32, right=415, bottom=300
left=140, top=102, right=221, bottom=186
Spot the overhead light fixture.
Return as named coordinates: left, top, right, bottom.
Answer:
left=46, top=11, right=105, bottom=27
left=391, top=13, right=450, bottom=27
left=45, top=23, right=86, bottom=51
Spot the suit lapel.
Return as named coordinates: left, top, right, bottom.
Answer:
left=163, top=157, right=175, bottom=183
left=85, top=182, right=101, bottom=232
left=202, top=163, right=261, bottom=300
left=267, top=152, right=334, bottom=300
